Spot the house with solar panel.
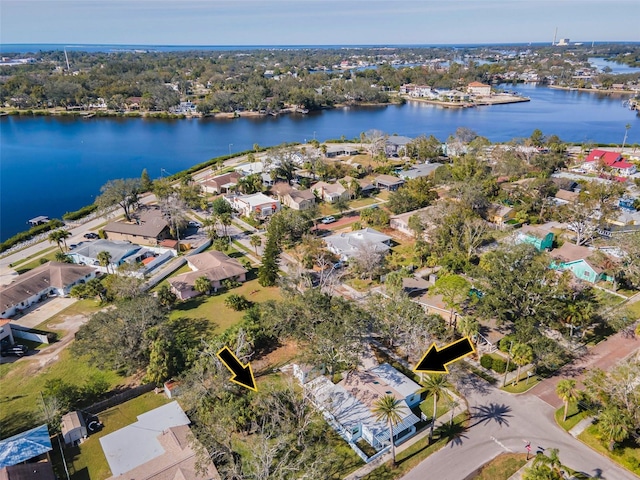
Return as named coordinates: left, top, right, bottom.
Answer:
left=298, top=363, right=422, bottom=462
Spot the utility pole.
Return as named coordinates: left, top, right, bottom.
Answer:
left=40, top=392, right=70, bottom=480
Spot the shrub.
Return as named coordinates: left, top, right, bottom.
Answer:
left=98, top=229, right=106, bottom=239
left=63, top=204, right=98, bottom=221
left=480, top=354, right=493, bottom=370
left=225, top=294, right=252, bottom=311
left=0, top=219, right=64, bottom=253
left=499, top=335, right=516, bottom=353
left=492, top=357, right=507, bottom=373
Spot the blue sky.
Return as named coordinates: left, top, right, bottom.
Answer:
left=2, top=0, right=639, bottom=46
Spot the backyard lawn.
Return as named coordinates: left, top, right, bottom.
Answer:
left=169, top=275, right=281, bottom=332
left=0, top=349, right=125, bottom=439
left=61, top=392, right=171, bottom=480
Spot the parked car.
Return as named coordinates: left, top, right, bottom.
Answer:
left=0, top=344, right=28, bottom=357
left=188, top=221, right=202, bottom=228
left=83, top=232, right=99, bottom=239
left=333, top=261, right=345, bottom=269
left=321, top=216, right=336, bottom=224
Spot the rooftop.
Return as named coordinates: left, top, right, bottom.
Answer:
left=0, top=425, right=52, bottom=468
left=100, top=401, right=191, bottom=476
left=104, top=207, right=169, bottom=238
left=71, top=239, right=141, bottom=264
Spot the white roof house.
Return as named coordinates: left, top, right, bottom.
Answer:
left=227, top=193, right=281, bottom=218
left=100, top=401, right=190, bottom=476
left=303, top=363, right=422, bottom=458
left=399, top=162, right=443, bottom=180
left=323, top=228, right=392, bottom=261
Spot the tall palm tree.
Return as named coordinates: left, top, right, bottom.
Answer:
left=58, top=230, right=71, bottom=252
left=421, top=374, right=452, bottom=440
left=511, top=343, right=533, bottom=385
left=556, top=380, right=579, bottom=423
left=97, top=250, right=112, bottom=274
left=48, top=230, right=65, bottom=253
left=249, top=234, right=262, bottom=255
left=372, top=394, right=404, bottom=466
left=598, top=407, right=631, bottom=451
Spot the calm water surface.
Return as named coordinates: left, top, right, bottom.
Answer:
left=1, top=83, right=638, bottom=241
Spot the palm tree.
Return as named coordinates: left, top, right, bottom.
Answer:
left=511, top=343, right=533, bottom=385
left=48, top=230, right=66, bottom=253
left=54, top=251, right=70, bottom=263
left=556, top=380, right=579, bottom=422
left=97, top=250, right=112, bottom=274
left=249, top=234, right=262, bottom=255
left=598, top=407, right=631, bottom=451
left=533, top=447, right=563, bottom=476
left=194, top=276, right=212, bottom=296
left=217, top=212, right=232, bottom=239
left=422, top=374, right=452, bottom=440
left=372, top=394, right=404, bottom=466
left=58, top=230, right=71, bottom=252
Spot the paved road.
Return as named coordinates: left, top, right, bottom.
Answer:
left=401, top=372, right=638, bottom=480
left=528, top=330, right=639, bottom=408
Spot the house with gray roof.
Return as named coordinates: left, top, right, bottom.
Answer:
left=0, top=262, right=96, bottom=318
left=301, top=363, right=421, bottom=462
left=374, top=174, right=405, bottom=191
left=69, top=240, right=175, bottom=276
left=399, top=162, right=443, bottom=180
left=385, top=136, right=413, bottom=157
left=323, top=228, right=392, bottom=261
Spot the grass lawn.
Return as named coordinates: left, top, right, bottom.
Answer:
left=554, top=402, right=590, bottom=432
left=500, top=374, right=542, bottom=394
left=169, top=276, right=281, bottom=333
left=470, top=453, right=528, bottom=480
left=14, top=250, right=60, bottom=274
left=9, top=246, right=57, bottom=267
left=419, top=393, right=452, bottom=421
left=361, top=413, right=470, bottom=480
left=347, top=278, right=374, bottom=292
left=375, top=190, right=391, bottom=201
left=593, top=288, right=625, bottom=310
left=388, top=244, right=420, bottom=268
left=578, top=424, right=640, bottom=475
left=61, top=392, right=171, bottom=480
left=0, top=349, right=125, bottom=439
left=626, top=301, right=640, bottom=320
left=350, top=197, right=377, bottom=209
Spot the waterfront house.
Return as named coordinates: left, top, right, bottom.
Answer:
left=0, top=262, right=96, bottom=318
left=467, top=81, right=492, bottom=96
left=100, top=401, right=220, bottom=480
left=374, top=174, right=405, bottom=191
left=227, top=192, right=280, bottom=218
left=325, top=145, right=359, bottom=158
left=385, top=136, right=413, bottom=157
left=103, top=207, right=171, bottom=246
left=323, top=228, right=392, bottom=261
left=168, top=251, right=247, bottom=300
left=311, top=181, right=349, bottom=203
left=582, top=149, right=637, bottom=177
left=550, top=243, right=615, bottom=284
left=515, top=225, right=555, bottom=251
left=301, top=363, right=422, bottom=461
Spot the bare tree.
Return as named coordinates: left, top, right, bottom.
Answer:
left=349, top=242, right=385, bottom=280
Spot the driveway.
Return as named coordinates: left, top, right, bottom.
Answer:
left=400, top=372, right=638, bottom=480
left=10, top=296, right=77, bottom=329
left=528, top=330, right=640, bottom=408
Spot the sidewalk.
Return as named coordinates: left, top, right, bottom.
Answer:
left=568, top=416, right=594, bottom=438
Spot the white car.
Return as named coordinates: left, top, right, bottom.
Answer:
left=321, top=216, right=336, bottom=224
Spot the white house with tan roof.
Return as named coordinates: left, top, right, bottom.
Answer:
left=0, top=262, right=96, bottom=318
left=467, top=81, right=492, bottom=96
left=227, top=192, right=281, bottom=218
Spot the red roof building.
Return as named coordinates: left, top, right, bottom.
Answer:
left=583, top=149, right=636, bottom=177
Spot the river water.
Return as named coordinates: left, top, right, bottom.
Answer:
left=1, top=83, right=638, bottom=241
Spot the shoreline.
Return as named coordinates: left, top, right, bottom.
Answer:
left=0, top=101, right=398, bottom=120
left=548, top=85, right=637, bottom=95
left=404, top=94, right=530, bottom=109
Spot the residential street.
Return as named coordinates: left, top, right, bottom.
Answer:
left=400, top=372, right=638, bottom=480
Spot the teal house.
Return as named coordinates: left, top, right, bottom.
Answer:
left=516, top=225, right=554, bottom=251
left=550, top=243, right=614, bottom=284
